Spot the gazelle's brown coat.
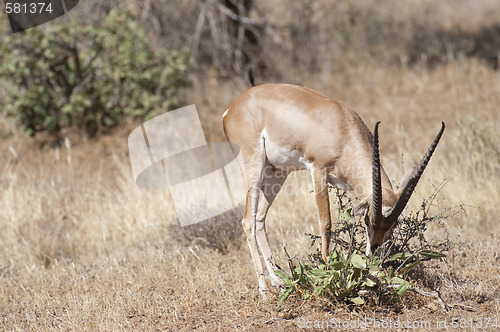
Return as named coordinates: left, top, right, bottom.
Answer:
left=223, top=83, right=444, bottom=295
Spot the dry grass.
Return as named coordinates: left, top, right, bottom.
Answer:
left=1, top=57, right=498, bottom=331
left=1, top=1, right=500, bottom=330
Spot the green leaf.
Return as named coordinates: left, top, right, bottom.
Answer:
left=294, top=263, right=305, bottom=282
left=390, top=277, right=406, bottom=285
left=350, top=253, right=366, bottom=269
left=348, top=296, right=365, bottom=305
left=419, top=250, right=447, bottom=258
left=341, top=208, right=352, bottom=221
left=274, top=270, right=289, bottom=281
left=388, top=252, right=413, bottom=261
left=417, top=228, right=424, bottom=242
left=313, top=285, right=325, bottom=296
left=388, top=266, right=394, bottom=278
left=394, top=281, right=409, bottom=298
left=307, top=269, right=329, bottom=278
left=278, top=286, right=294, bottom=304
left=364, top=275, right=378, bottom=287
left=369, top=256, right=380, bottom=271
left=399, top=259, right=421, bottom=275
left=330, top=260, right=344, bottom=270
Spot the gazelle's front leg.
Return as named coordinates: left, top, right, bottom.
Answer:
left=311, top=165, right=332, bottom=262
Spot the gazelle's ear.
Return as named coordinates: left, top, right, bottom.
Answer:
left=396, top=167, right=416, bottom=196
left=353, top=197, right=369, bottom=216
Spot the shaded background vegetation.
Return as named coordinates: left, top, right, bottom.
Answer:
left=2, top=0, right=500, bottom=140
left=0, top=0, right=499, bottom=330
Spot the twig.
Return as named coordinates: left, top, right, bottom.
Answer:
left=217, top=3, right=267, bottom=25
left=192, top=3, right=208, bottom=60
left=140, top=0, right=151, bottom=22
left=386, top=284, right=450, bottom=312
left=410, top=285, right=450, bottom=312
left=394, top=249, right=419, bottom=274
left=283, top=247, right=294, bottom=272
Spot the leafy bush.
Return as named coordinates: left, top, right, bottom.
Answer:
left=0, top=7, right=190, bottom=138
left=275, top=185, right=456, bottom=305
left=275, top=248, right=445, bottom=305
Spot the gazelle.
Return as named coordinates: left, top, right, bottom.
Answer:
left=223, top=83, right=445, bottom=295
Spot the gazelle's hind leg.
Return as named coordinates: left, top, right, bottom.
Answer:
left=242, top=189, right=268, bottom=294
left=241, top=161, right=288, bottom=294
left=240, top=135, right=268, bottom=295
left=254, top=162, right=288, bottom=286
left=240, top=134, right=289, bottom=294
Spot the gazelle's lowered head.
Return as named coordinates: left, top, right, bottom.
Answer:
left=359, top=121, right=445, bottom=257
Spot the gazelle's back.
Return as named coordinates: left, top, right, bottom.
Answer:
left=223, top=83, right=374, bottom=167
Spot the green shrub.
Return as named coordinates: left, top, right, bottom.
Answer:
left=0, top=7, right=190, bottom=138
left=275, top=185, right=456, bottom=306
left=275, top=248, right=445, bottom=305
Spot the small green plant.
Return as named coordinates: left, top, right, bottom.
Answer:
left=0, top=7, right=190, bottom=138
left=275, top=248, right=445, bottom=305
left=275, top=182, right=456, bottom=305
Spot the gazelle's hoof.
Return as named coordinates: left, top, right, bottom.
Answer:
left=270, top=276, right=284, bottom=288
left=258, top=289, right=273, bottom=301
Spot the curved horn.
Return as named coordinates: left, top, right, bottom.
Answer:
left=387, top=122, right=445, bottom=223
left=371, top=122, right=383, bottom=225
